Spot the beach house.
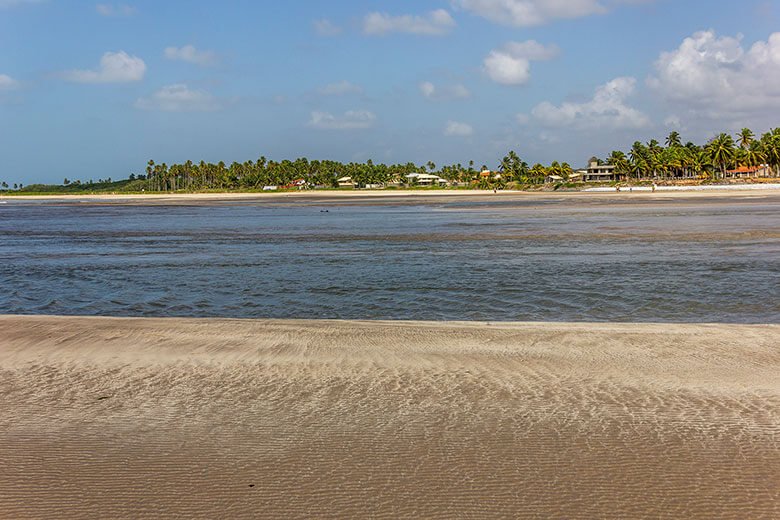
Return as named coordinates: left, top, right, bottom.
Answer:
left=337, top=176, right=356, bottom=188
left=582, top=158, right=618, bottom=182
left=405, top=173, right=449, bottom=186
left=480, top=169, right=502, bottom=180
left=725, top=165, right=771, bottom=178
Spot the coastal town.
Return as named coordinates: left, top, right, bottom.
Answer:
left=4, top=129, right=778, bottom=194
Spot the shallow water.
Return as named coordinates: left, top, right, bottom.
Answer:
left=1, top=195, right=779, bottom=322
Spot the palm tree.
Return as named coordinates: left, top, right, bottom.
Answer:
left=665, top=147, right=684, bottom=178
left=560, top=162, right=573, bottom=180
left=689, top=150, right=711, bottom=179
left=737, top=128, right=754, bottom=150
left=146, top=160, right=155, bottom=191
left=608, top=150, right=630, bottom=181
left=744, top=141, right=766, bottom=169
left=160, top=163, right=169, bottom=191
left=629, top=141, right=649, bottom=179
left=646, top=139, right=663, bottom=177
left=530, top=163, right=546, bottom=184
left=706, top=133, right=735, bottom=179
left=760, top=130, right=780, bottom=177
left=499, top=155, right=513, bottom=178
left=665, top=131, right=682, bottom=148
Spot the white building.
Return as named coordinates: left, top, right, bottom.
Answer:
left=337, top=176, right=356, bottom=188
left=583, top=159, right=618, bottom=182
left=405, top=173, right=449, bottom=186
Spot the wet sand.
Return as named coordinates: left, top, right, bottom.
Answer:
left=0, top=316, right=778, bottom=519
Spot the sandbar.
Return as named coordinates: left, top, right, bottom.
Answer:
left=0, top=315, right=777, bottom=518
left=2, top=184, right=780, bottom=206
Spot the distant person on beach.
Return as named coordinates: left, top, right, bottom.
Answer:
left=652, top=183, right=657, bottom=192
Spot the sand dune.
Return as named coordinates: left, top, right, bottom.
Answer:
left=0, top=316, right=778, bottom=519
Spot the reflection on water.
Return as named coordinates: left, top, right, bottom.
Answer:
left=1, top=196, right=778, bottom=323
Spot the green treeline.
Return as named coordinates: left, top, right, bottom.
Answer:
left=5, top=127, right=780, bottom=193
left=603, top=128, right=780, bottom=181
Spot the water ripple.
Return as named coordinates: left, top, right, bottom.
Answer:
left=0, top=200, right=778, bottom=323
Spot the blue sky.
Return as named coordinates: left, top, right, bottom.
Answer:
left=1, top=0, right=779, bottom=183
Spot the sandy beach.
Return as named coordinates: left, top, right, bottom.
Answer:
left=0, top=315, right=777, bottom=518
left=2, top=184, right=780, bottom=205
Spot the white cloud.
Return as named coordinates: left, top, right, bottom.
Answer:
left=419, top=81, right=471, bottom=100
left=62, top=51, right=146, bottom=83
left=444, top=120, right=474, bottom=137
left=483, top=40, right=558, bottom=85
left=313, top=18, right=342, bottom=36
left=420, top=81, right=436, bottom=98
left=648, top=30, right=780, bottom=125
left=307, top=110, right=376, bottom=130
left=454, top=0, right=605, bottom=26
left=319, top=80, right=363, bottom=96
left=454, top=0, right=651, bottom=27
left=135, top=84, right=220, bottom=112
left=530, top=77, right=650, bottom=129
left=0, top=74, right=19, bottom=90
left=164, top=45, right=217, bottom=66
left=484, top=51, right=531, bottom=85
left=96, top=3, right=136, bottom=17
left=363, top=9, right=456, bottom=36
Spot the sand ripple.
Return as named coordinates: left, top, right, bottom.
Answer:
left=0, top=316, right=778, bottom=519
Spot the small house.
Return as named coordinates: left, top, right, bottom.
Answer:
left=337, top=176, right=356, bottom=188
left=405, top=173, right=449, bottom=186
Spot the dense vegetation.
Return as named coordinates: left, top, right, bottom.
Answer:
left=604, top=128, right=780, bottom=181
left=3, top=128, right=779, bottom=193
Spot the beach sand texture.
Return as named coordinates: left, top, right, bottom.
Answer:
left=0, top=316, right=778, bottom=519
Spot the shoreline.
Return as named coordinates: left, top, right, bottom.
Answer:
left=2, top=182, right=780, bottom=203
left=1, top=315, right=777, bottom=518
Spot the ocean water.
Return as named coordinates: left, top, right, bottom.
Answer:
left=1, top=195, right=778, bottom=323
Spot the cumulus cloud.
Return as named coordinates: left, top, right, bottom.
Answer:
left=363, top=9, right=456, bottom=36
left=62, top=51, right=146, bottom=83
left=0, top=74, right=19, bottom=90
left=454, top=0, right=651, bottom=27
left=313, top=18, right=342, bottom=36
left=483, top=40, right=558, bottom=85
left=135, top=84, right=221, bottom=112
left=444, top=120, right=474, bottom=137
left=419, top=81, right=471, bottom=100
left=307, top=110, right=376, bottom=130
left=96, top=3, right=136, bottom=17
left=529, top=77, right=650, bottom=129
left=648, top=30, right=780, bottom=125
left=164, top=45, right=217, bottom=66
left=319, top=80, right=363, bottom=96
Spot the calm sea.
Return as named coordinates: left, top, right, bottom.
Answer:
left=1, top=195, right=778, bottom=323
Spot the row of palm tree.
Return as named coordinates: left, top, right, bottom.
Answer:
left=138, top=154, right=576, bottom=191
left=4, top=126, right=777, bottom=193
left=603, top=128, right=780, bottom=181
left=142, top=158, right=457, bottom=191
left=107, top=127, right=780, bottom=192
